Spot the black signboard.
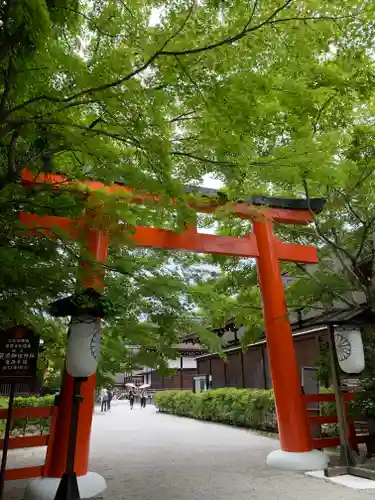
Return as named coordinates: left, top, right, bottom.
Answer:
left=0, top=326, right=39, bottom=500
left=0, top=325, right=39, bottom=381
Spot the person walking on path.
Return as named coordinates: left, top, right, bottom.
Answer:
left=101, top=388, right=108, bottom=412
left=128, top=389, right=135, bottom=410
left=140, top=389, right=147, bottom=409
left=107, top=389, right=113, bottom=411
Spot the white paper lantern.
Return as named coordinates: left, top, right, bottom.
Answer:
left=66, top=315, right=101, bottom=378
left=334, top=327, right=365, bottom=374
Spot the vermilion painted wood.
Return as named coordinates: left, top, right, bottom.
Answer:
left=45, top=229, right=107, bottom=478
left=302, top=393, right=336, bottom=403
left=20, top=213, right=319, bottom=264
left=304, top=394, right=366, bottom=452
left=19, top=212, right=81, bottom=240
left=43, top=406, right=58, bottom=477
left=0, top=405, right=57, bottom=480
left=312, top=435, right=368, bottom=449
left=308, top=415, right=338, bottom=425
left=253, top=217, right=312, bottom=453
left=4, top=466, right=44, bottom=481
left=20, top=169, right=314, bottom=224
left=45, top=359, right=98, bottom=478
left=20, top=168, right=320, bottom=465
left=312, top=437, right=340, bottom=448
left=0, top=406, right=54, bottom=420
left=274, top=238, right=318, bottom=263
left=132, top=225, right=260, bottom=258
left=0, top=435, right=49, bottom=450
left=303, top=392, right=366, bottom=403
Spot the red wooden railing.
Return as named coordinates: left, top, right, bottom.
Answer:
left=0, top=405, right=58, bottom=480
left=303, top=392, right=368, bottom=451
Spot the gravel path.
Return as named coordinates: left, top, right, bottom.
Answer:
left=4, top=400, right=375, bottom=500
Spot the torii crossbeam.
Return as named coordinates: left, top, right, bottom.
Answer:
left=20, top=169, right=319, bottom=263
left=20, top=168, right=327, bottom=495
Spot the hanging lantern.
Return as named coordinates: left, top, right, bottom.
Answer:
left=334, top=327, right=365, bottom=374
left=66, top=315, right=101, bottom=378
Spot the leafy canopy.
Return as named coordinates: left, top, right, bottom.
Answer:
left=1, top=0, right=375, bottom=377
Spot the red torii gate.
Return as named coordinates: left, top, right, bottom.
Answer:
left=20, top=169, right=327, bottom=498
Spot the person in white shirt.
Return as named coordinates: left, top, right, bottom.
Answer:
left=140, top=390, right=147, bottom=409
left=101, top=388, right=108, bottom=412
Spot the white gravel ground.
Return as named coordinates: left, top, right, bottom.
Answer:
left=4, top=400, right=375, bottom=500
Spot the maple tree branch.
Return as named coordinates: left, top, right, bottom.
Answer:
left=312, top=95, right=335, bottom=136
left=174, top=55, right=208, bottom=106
left=303, top=179, right=371, bottom=298
left=296, top=264, right=354, bottom=308
left=244, top=0, right=260, bottom=31
left=162, top=0, right=293, bottom=56
left=339, top=192, right=366, bottom=225
left=4, top=118, right=141, bottom=147
left=160, top=3, right=352, bottom=57
left=354, top=213, right=375, bottom=263
left=3, top=5, right=195, bottom=117
left=0, top=56, right=13, bottom=118
left=171, top=151, right=234, bottom=166
left=2, top=1, right=352, bottom=121
left=55, top=7, right=117, bottom=38
left=303, top=180, right=355, bottom=263
left=7, top=130, right=18, bottom=179
left=169, top=111, right=198, bottom=123
left=58, top=5, right=195, bottom=102
left=4, top=95, right=70, bottom=118
left=118, top=0, right=136, bottom=19
left=351, top=164, right=375, bottom=192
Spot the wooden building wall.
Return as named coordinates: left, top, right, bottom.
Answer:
left=197, top=332, right=325, bottom=390
left=151, top=368, right=197, bottom=390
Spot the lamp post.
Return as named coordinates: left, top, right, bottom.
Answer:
left=50, top=294, right=105, bottom=500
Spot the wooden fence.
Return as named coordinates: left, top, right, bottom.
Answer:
left=0, top=405, right=58, bottom=480
left=303, top=392, right=368, bottom=451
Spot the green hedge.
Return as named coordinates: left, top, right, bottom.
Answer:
left=0, top=395, right=55, bottom=437
left=155, top=389, right=277, bottom=431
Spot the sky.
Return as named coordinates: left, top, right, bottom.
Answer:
left=201, top=173, right=223, bottom=190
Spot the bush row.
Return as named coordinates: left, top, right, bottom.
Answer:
left=155, top=388, right=277, bottom=431
left=0, top=395, right=55, bottom=437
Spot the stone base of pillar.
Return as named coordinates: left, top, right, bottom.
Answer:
left=24, top=472, right=106, bottom=500
left=267, top=449, right=329, bottom=471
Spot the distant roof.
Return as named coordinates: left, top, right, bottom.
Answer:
left=196, top=305, right=375, bottom=360
left=292, top=305, right=375, bottom=330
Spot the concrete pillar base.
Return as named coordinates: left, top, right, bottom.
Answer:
left=24, top=472, right=106, bottom=500
left=267, top=449, right=329, bottom=471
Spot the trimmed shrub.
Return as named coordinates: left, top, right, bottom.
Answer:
left=0, top=395, right=55, bottom=437
left=155, top=388, right=277, bottom=432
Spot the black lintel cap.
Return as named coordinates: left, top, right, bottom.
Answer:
left=49, top=288, right=108, bottom=318
left=244, top=196, right=325, bottom=213
left=184, top=185, right=325, bottom=213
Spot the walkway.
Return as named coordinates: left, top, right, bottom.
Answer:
left=4, top=400, right=375, bottom=499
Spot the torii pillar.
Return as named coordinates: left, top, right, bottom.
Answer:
left=253, top=216, right=327, bottom=470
